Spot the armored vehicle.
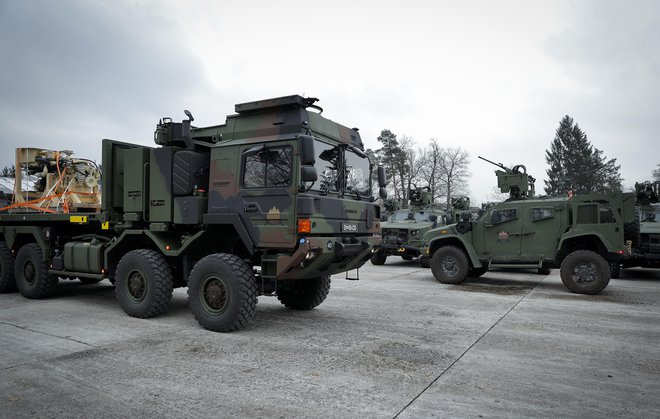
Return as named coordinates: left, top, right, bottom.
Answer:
left=371, top=187, right=448, bottom=267
left=614, top=181, right=660, bottom=275
left=421, top=157, right=636, bottom=294
left=0, top=95, right=385, bottom=331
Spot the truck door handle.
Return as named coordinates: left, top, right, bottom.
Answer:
left=244, top=204, right=259, bottom=213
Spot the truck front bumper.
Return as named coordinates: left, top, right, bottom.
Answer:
left=276, top=235, right=382, bottom=280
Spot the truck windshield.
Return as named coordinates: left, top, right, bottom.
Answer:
left=391, top=211, right=434, bottom=222
left=310, top=140, right=371, bottom=198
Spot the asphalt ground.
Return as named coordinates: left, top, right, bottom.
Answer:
left=0, top=261, right=658, bottom=418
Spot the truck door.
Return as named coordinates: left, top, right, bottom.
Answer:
left=479, top=205, right=523, bottom=262
left=238, top=142, right=296, bottom=248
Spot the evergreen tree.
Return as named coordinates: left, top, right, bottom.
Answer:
left=544, top=116, right=622, bottom=196
left=376, top=129, right=404, bottom=203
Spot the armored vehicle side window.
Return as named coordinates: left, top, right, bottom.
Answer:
left=599, top=204, right=615, bottom=223
left=490, top=208, right=517, bottom=224
left=532, top=207, right=553, bottom=221
left=243, top=147, right=292, bottom=188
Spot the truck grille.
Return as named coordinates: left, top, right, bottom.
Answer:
left=383, top=229, right=408, bottom=244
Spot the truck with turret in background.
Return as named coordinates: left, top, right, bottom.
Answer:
left=371, top=187, right=448, bottom=267
left=421, top=156, right=637, bottom=294
left=0, top=95, right=386, bottom=331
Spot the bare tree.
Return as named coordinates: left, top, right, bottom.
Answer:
left=418, top=139, right=443, bottom=204
left=438, top=147, right=470, bottom=210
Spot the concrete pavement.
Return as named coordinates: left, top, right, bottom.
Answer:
left=1, top=261, right=658, bottom=418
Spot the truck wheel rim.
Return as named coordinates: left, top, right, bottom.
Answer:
left=201, top=275, right=229, bottom=314
left=573, top=262, right=597, bottom=284
left=23, top=261, right=36, bottom=286
left=441, top=256, right=459, bottom=276
left=126, top=269, right=147, bottom=302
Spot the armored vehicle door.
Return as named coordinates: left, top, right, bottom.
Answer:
left=473, top=204, right=523, bottom=262
left=519, top=204, right=564, bottom=261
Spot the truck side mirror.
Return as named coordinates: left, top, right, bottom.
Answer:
left=379, top=187, right=387, bottom=200
left=377, top=166, right=387, bottom=187
left=299, top=135, right=317, bottom=184
left=301, top=166, right=317, bottom=182
left=299, top=135, right=316, bottom=165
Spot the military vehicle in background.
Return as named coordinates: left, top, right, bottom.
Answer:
left=371, top=186, right=448, bottom=267
left=612, top=181, right=660, bottom=276
left=0, top=95, right=385, bottom=332
left=421, top=156, right=637, bottom=294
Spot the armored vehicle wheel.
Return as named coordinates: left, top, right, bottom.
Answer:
left=419, top=256, right=431, bottom=268
left=14, top=243, right=58, bottom=299
left=187, top=253, right=257, bottom=332
left=370, top=251, right=387, bottom=265
left=431, top=246, right=468, bottom=284
left=560, top=250, right=610, bottom=294
left=537, top=267, right=552, bottom=275
left=0, top=241, right=17, bottom=293
left=401, top=255, right=413, bottom=261
left=468, top=267, right=487, bottom=277
left=277, top=276, right=331, bottom=310
left=115, top=249, right=174, bottom=318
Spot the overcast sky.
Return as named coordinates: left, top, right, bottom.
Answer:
left=1, top=0, right=658, bottom=204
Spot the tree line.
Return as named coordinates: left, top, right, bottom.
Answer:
left=367, top=130, right=470, bottom=210
left=371, top=115, right=658, bottom=208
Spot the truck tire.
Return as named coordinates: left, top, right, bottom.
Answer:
left=187, top=253, right=257, bottom=332
left=370, top=251, right=387, bottom=265
left=0, top=241, right=17, bottom=293
left=559, top=250, right=610, bottom=294
left=115, top=249, right=174, bottom=318
left=468, top=267, right=488, bottom=277
left=419, top=255, right=431, bottom=268
left=401, top=255, right=413, bottom=261
left=277, top=276, right=331, bottom=310
left=623, top=207, right=641, bottom=248
left=14, top=243, right=58, bottom=299
left=431, top=246, right=468, bottom=284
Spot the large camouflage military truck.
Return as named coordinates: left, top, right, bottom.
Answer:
left=371, top=187, right=448, bottom=267
left=0, top=95, right=385, bottom=332
left=421, top=157, right=636, bottom=294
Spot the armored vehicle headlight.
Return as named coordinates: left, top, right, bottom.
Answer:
left=411, top=229, right=420, bottom=236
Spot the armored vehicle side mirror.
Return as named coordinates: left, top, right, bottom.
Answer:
left=301, top=166, right=317, bottom=182
left=429, top=214, right=438, bottom=228
left=379, top=187, right=387, bottom=200
left=377, top=166, right=387, bottom=187
left=299, top=135, right=316, bottom=165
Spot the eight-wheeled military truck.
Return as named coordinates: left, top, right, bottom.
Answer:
left=0, top=95, right=385, bottom=331
left=371, top=187, right=448, bottom=267
left=421, top=157, right=636, bottom=294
